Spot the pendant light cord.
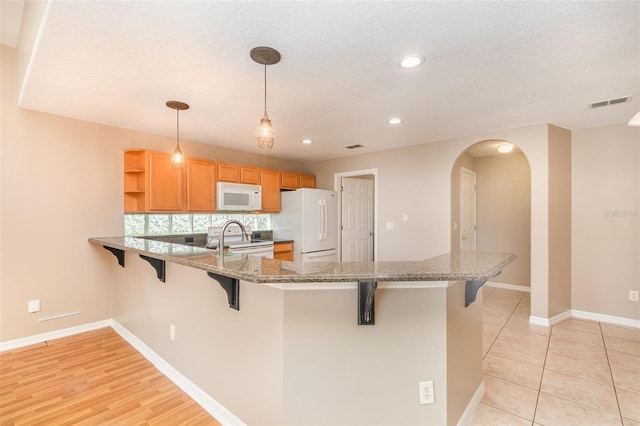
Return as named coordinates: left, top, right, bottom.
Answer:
left=264, top=62, right=267, bottom=112
left=176, top=110, right=180, bottom=149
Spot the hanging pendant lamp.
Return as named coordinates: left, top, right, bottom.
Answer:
left=166, top=101, right=189, bottom=170
left=250, top=46, right=281, bottom=149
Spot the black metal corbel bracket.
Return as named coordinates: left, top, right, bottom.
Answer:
left=358, top=281, right=378, bottom=325
left=139, top=255, right=166, bottom=282
left=207, top=272, right=240, bottom=311
left=103, top=246, right=125, bottom=267
left=465, top=271, right=501, bottom=307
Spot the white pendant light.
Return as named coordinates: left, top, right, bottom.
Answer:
left=250, top=46, right=281, bottom=149
left=166, top=101, right=189, bottom=170
left=628, top=111, right=640, bottom=126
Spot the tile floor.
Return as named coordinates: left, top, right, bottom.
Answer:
left=470, top=286, right=640, bottom=426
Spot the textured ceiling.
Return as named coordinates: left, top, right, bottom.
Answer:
left=8, top=1, right=640, bottom=162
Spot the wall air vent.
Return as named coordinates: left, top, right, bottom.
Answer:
left=588, top=96, right=631, bottom=109
left=345, top=144, right=364, bottom=149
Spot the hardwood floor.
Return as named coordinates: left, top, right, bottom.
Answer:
left=0, top=327, right=220, bottom=425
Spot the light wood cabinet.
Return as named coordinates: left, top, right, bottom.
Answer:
left=124, top=150, right=315, bottom=213
left=218, top=163, right=260, bottom=184
left=280, top=172, right=300, bottom=189
left=186, top=158, right=216, bottom=212
left=300, top=174, right=316, bottom=188
left=260, top=169, right=281, bottom=212
left=281, top=172, right=316, bottom=189
left=240, top=166, right=260, bottom=184
left=148, top=151, right=184, bottom=212
left=274, top=241, right=293, bottom=261
left=217, top=162, right=240, bottom=182
left=124, top=150, right=147, bottom=213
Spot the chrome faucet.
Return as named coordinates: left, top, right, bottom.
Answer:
left=218, top=220, right=249, bottom=254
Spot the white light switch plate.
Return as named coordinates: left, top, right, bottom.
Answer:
left=386, top=222, right=394, bottom=230
left=28, top=299, right=40, bottom=313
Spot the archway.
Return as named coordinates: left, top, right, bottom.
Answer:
left=451, top=139, right=532, bottom=291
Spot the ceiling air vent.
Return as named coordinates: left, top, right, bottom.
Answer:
left=345, top=144, right=364, bottom=149
left=588, top=96, right=631, bottom=109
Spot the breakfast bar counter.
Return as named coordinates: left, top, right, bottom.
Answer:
left=89, top=235, right=516, bottom=425
left=89, top=236, right=515, bottom=285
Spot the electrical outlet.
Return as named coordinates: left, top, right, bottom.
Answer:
left=630, top=291, right=639, bottom=302
left=170, top=324, right=176, bottom=341
left=418, top=380, right=435, bottom=405
left=386, top=222, right=394, bottom=230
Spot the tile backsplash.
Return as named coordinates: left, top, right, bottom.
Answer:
left=124, top=213, right=272, bottom=236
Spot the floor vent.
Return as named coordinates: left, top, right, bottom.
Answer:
left=345, top=144, right=364, bottom=149
left=588, top=96, right=631, bottom=109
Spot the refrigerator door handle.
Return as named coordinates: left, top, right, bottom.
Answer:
left=322, top=200, right=328, bottom=240
left=318, top=199, right=324, bottom=240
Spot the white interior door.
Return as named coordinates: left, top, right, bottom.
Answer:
left=341, top=177, right=374, bottom=261
left=460, top=167, right=477, bottom=250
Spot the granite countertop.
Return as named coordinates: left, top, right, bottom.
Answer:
left=89, top=236, right=516, bottom=285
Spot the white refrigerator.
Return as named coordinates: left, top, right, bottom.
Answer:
left=272, top=188, right=338, bottom=262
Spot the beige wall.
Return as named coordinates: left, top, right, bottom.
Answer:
left=547, top=125, right=572, bottom=317
left=446, top=281, right=483, bottom=423
left=0, top=45, right=305, bottom=341
left=111, top=256, right=285, bottom=424
left=308, top=124, right=559, bottom=318
left=572, top=124, right=639, bottom=320
left=476, top=152, right=531, bottom=287
left=282, top=286, right=451, bottom=425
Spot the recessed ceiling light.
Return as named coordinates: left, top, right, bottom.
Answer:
left=399, top=55, right=424, bottom=69
left=301, top=138, right=313, bottom=144
left=388, top=118, right=402, bottom=125
left=498, top=143, right=514, bottom=154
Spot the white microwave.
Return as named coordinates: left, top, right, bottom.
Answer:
left=216, top=182, right=262, bottom=212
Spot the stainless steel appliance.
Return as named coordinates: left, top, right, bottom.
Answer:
left=206, top=223, right=274, bottom=258
left=272, top=188, right=338, bottom=262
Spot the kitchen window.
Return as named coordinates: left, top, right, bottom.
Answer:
left=124, top=213, right=272, bottom=236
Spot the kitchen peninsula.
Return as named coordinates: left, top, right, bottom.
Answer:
left=90, top=236, right=515, bottom=425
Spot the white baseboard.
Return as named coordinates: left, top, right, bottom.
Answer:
left=529, top=310, right=572, bottom=327
left=110, top=321, right=246, bottom=426
left=485, top=281, right=531, bottom=293
left=0, top=319, right=245, bottom=426
left=0, top=319, right=112, bottom=352
left=530, top=310, right=640, bottom=329
left=457, top=381, right=486, bottom=426
left=571, top=310, right=640, bottom=329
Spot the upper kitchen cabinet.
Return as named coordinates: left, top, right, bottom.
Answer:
left=148, top=151, right=184, bottom=211
left=240, top=166, right=260, bottom=184
left=124, top=150, right=183, bottom=212
left=186, top=158, right=216, bottom=212
left=218, top=162, right=261, bottom=185
left=299, top=174, right=316, bottom=188
left=217, top=162, right=240, bottom=182
left=259, top=169, right=281, bottom=212
left=124, top=150, right=316, bottom=213
left=281, top=172, right=316, bottom=189
left=124, top=150, right=148, bottom=212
